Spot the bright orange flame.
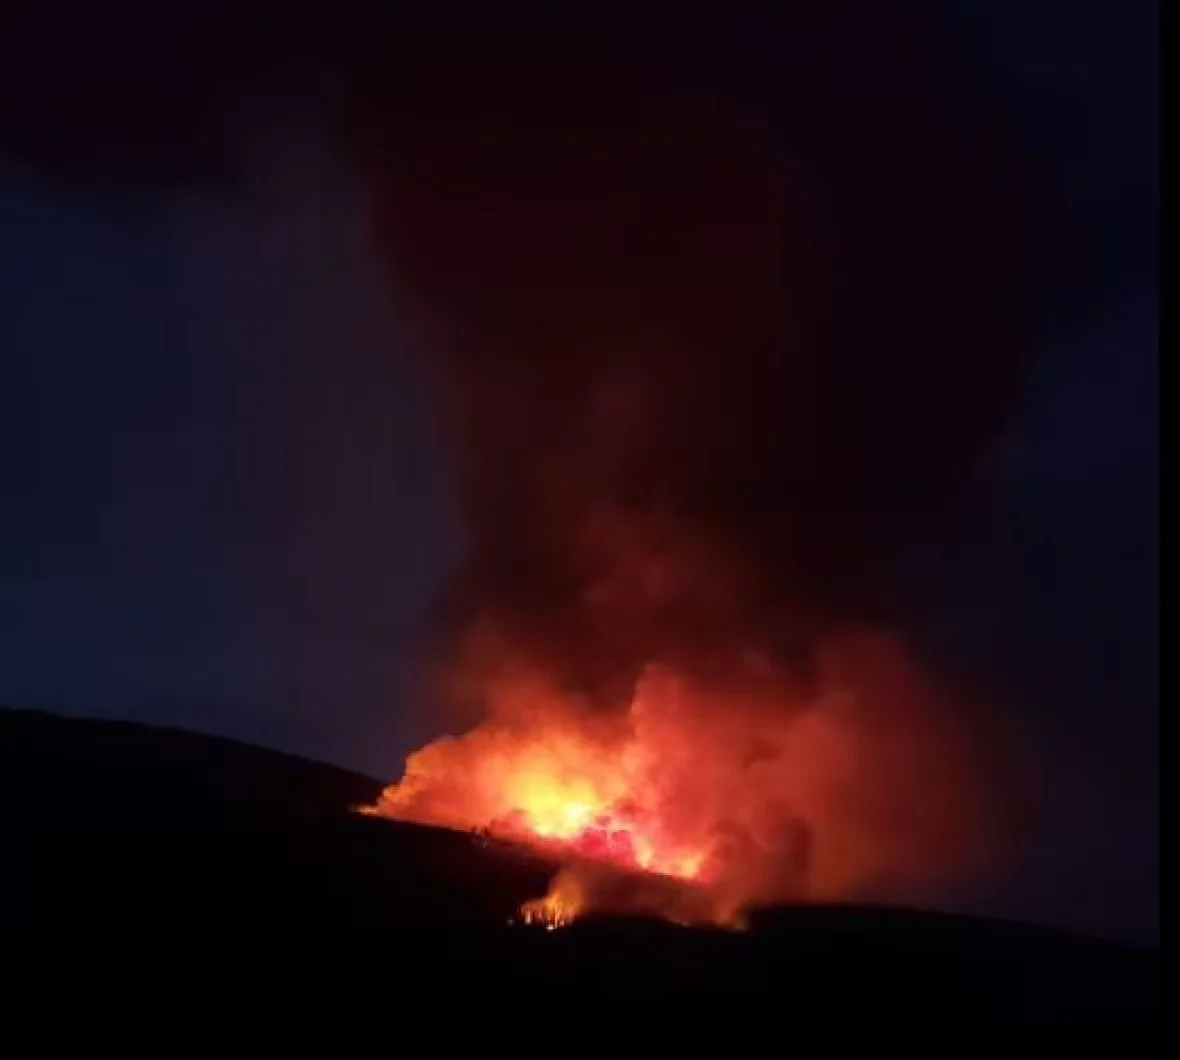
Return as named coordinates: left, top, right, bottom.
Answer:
left=518, top=868, right=586, bottom=929
left=370, top=680, right=717, bottom=900
left=365, top=635, right=998, bottom=928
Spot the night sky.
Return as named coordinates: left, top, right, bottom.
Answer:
left=0, top=1, right=1157, bottom=943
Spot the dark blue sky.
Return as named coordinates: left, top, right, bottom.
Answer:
left=920, top=0, right=1158, bottom=943
left=1, top=130, right=460, bottom=766
left=0, top=1, right=1156, bottom=942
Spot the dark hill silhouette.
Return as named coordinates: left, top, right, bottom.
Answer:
left=1, top=707, right=1155, bottom=1053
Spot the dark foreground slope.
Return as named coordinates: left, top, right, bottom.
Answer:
left=0, top=708, right=1156, bottom=1053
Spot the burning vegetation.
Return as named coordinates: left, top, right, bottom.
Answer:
left=364, top=635, right=997, bottom=928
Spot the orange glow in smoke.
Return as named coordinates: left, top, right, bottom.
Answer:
left=364, top=635, right=996, bottom=929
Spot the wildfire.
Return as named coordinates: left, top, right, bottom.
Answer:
left=364, top=635, right=995, bottom=930
left=365, top=669, right=722, bottom=925
left=518, top=869, right=586, bottom=929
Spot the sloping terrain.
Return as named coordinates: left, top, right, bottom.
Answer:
left=0, top=707, right=1156, bottom=1052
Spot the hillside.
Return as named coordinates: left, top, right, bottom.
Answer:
left=0, top=707, right=1156, bottom=1052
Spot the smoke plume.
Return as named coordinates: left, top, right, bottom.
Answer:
left=349, top=19, right=1062, bottom=709
left=346, top=11, right=1060, bottom=916
left=3, top=1, right=1071, bottom=915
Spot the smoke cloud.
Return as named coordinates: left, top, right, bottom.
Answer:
left=346, top=18, right=1067, bottom=716
left=3, top=1, right=1073, bottom=911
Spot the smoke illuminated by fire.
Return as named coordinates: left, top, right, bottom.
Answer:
left=352, top=17, right=1045, bottom=931
left=365, top=634, right=997, bottom=928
